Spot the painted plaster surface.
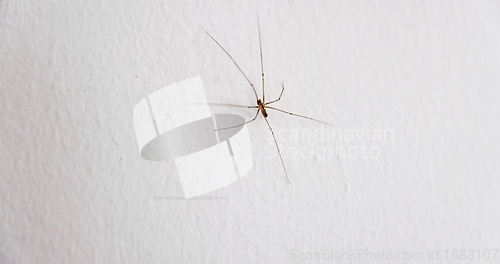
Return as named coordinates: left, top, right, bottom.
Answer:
left=1, top=1, right=499, bottom=263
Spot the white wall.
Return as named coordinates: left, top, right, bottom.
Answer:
left=1, top=0, right=499, bottom=263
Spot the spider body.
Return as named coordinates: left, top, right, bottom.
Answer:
left=257, top=99, right=268, bottom=117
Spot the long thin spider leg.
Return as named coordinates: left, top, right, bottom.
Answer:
left=202, top=27, right=259, bottom=100
left=266, top=106, right=331, bottom=125
left=207, top=103, right=258, bottom=108
left=215, top=109, right=260, bottom=131
left=258, top=17, right=265, bottom=103
left=263, top=117, right=291, bottom=182
left=264, top=82, right=285, bottom=105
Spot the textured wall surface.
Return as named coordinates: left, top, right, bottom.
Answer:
left=1, top=1, right=500, bottom=263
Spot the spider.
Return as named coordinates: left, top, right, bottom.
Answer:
left=203, top=21, right=329, bottom=182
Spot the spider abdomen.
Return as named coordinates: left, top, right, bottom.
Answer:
left=261, top=108, right=268, bottom=118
